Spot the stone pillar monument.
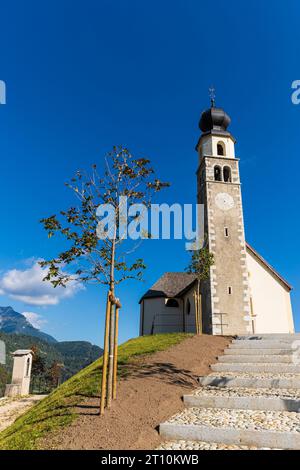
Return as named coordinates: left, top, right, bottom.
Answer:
left=5, top=350, right=33, bottom=397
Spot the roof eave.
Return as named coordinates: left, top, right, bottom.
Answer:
left=246, top=242, right=292, bottom=291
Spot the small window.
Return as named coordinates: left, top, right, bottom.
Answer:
left=186, top=298, right=191, bottom=315
left=200, top=170, right=205, bottom=184
left=214, top=165, right=222, bottom=182
left=228, top=286, right=232, bottom=295
left=223, top=166, right=231, bottom=183
left=224, top=227, right=229, bottom=237
left=166, top=298, right=179, bottom=308
left=26, top=357, right=30, bottom=377
left=217, top=142, right=225, bottom=156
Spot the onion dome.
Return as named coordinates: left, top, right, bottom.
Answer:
left=199, top=107, right=231, bottom=133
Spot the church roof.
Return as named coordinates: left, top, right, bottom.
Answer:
left=139, top=272, right=197, bottom=303
left=246, top=243, right=292, bottom=291
left=195, top=104, right=236, bottom=151
left=140, top=245, right=292, bottom=304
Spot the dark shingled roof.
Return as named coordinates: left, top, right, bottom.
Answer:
left=139, top=272, right=197, bottom=303
left=140, top=244, right=292, bottom=305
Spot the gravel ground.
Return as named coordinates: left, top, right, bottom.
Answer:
left=156, top=440, right=270, bottom=450
left=192, top=386, right=300, bottom=399
left=0, top=395, right=46, bottom=433
left=165, top=407, right=300, bottom=432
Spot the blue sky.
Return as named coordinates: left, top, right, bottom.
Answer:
left=0, top=0, right=299, bottom=346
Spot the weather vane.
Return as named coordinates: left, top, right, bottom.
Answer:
left=209, top=86, right=216, bottom=107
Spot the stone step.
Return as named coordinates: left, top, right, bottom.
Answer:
left=183, top=387, right=300, bottom=412
left=199, top=374, right=300, bottom=389
left=218, top=355, right=294, bottom=363
left=236, top=334, right=300, bottom=340
left=231, top=340, right=299, bottom=348
left=224, top=348, right=294, bottom=355
left=211, top=363, right=300, bottom=373
left=159, top=407, right=300, bottom=450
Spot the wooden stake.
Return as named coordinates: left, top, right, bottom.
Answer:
left=199, top=293, right=202, bottom=335
left=106, top=301, right=115, bottom=409
left=100, top=291, right=111, bottom=415
left=197, top=292, right=200, bottom=335
left=112, top=303, right=120, bottom=400
left=194, top=292, right=199, bottom=335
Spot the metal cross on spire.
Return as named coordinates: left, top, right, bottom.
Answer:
left=209, top=86, right=216, bottom=107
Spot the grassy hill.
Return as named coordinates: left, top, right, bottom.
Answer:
left=0, top=332, right=103, bottom=395
left=0, top=333, right=189, bottom=450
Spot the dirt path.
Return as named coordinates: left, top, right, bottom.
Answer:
left=0, top=395, right=46, bottom=432
left=42, top=335, right=230, bottom=450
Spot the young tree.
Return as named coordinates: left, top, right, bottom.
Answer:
left=30, top=345, right=47, bottom=393
left=30, top=345, right=46, bottom=377
left=186, top=247, right=214, bottom=334
left=40, top=146, right=169, bottom=412
left=47, top=361, right=64, bottom=388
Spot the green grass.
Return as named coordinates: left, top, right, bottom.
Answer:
left=0, top=333, right=190, bottom=450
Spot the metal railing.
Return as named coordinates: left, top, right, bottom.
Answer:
left=151, top=312, right=185, bottom=335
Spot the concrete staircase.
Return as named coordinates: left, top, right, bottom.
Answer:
left=158, top=334, right=300, bottom=450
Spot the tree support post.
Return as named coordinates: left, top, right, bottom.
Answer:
left=100, top=291, right=112, bottom=415
left=106, top=301, right=115, bottom=409
left=113, top=299, right=121, bottom=400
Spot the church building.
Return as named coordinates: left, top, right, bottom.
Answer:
left=139, top=102, right=294, bottom=336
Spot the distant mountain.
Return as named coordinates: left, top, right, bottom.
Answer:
left=0, top=306, right=57, bottom=343
left=0, top=331, right=103, bottom=396
left=0, top=306, right=104, bottom=396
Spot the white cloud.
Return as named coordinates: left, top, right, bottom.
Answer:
left=22, top=312, right=47, bottom=330
left=0, top=261, right=83, bottom=306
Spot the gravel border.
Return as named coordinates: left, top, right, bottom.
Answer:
left=208, top=372, right=300, bottom=379
left=165, top=407, right=300, bottom=433
left=193, top=386, right=300, bottom=399
left=156, top=440, right=272, bottom=450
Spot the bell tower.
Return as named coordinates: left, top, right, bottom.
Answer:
left=196, top=99, right=252, bottom=335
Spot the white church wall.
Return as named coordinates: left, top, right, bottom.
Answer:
left=246, top=250, right=294, bottom=334
left=140, top=297, right=184, bottom=335
left=198, top=135, right=235, bottom=161
left=211, top=135, right=235, bottom=158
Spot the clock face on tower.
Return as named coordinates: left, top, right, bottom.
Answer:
left=215, top=192, right=235, bottom=211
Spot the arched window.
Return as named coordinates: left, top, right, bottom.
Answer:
left=26, top=357, right=30, bottom=377
left=186, top=298, right=191, bottom=315
left=217, top=142, right=225, bottom=156
left=223, top=166, right=231, bottom=183
left=166, top=298, right=179, bottom=308
left=214, top=165, right=222, bottom=181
